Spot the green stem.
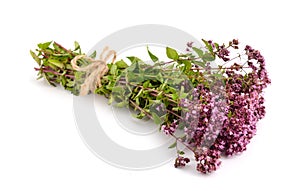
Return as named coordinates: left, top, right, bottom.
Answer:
left=166, top=109, right=182, bottom=119
left=129, top=99, right=152, bottom=119
left=34, top=67, right=74, bottom=79
left=170, top=133, right=195, bottom=154
left=54, top=41, right=75, bottom=56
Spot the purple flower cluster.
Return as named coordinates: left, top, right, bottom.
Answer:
left=178, top=84, right=227, bottom=173
left=164, top=40, right=271, bottom=174
left=174, top=156, right=190, bottom=168
left=180, top=85, right=228, bottom=149
left=212, top=44, right=271, bottom=156
left=161, top=120, right=178, bottom=135
left=195, top=147, right=221, bottom=174
left=217, top=45, right=230, bottom=61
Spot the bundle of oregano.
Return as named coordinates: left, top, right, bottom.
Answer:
left=30, top=39, right=270, bottom=174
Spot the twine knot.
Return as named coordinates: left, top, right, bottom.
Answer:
left=71, top=47, right=116, bottom=96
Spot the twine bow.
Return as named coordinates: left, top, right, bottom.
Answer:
left=71, top=46, right=116, bottom=96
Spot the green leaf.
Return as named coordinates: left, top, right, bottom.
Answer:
left=192, top=47, right=203, bottom=57
left=135, top=97, right=140, bottom=106
left=203, top=53, right=215, bottom=61
left=48, top=59, right=64, bottom=68
left=179, top=92, right=188, bottom=99
left=179, top=86, right=188, bottom=99
left=53, top=43, right=61, bottom=52
left=193, top=61, right=205, bottom=68
left=166, top=47, right=179, bottom=60
left=178, top=150, right=185, bottom=155
left=38, top=41, right=52, bottom=50
left=66, top=81, right=75, bottom=87
left=171, top=93, right=178, bottom=100
left=228, top=110, right=233, bottom=118
left=126, top=71, right=144, bottom=83
left=74, top=41, right=80, bottom=51
left=147, top=46, right=159, bottom=62
left=168, top=141, right=177, bottom=149
left=214, top=42, right=219, bottom=50
left=66, top=64, right=74, bottom=70
left=134, top=88, right=143, bottom=99
left=202, top=39, right=213, bottom=53
left=127, top=56, right=143, bottom=64
left=156, top=72, right=164, bottom=83
left=30, top=50, right=41, bottom=65
left=115, top=59, right=128, bottom=69
left=61, top=76, right=66, bottom=86
left=152, top=112, right=163, bottom=125
left=212, top=73, right=224, bottom=78
left=180, top=134, right=187, bottom=141
left=143, top=81, right=150, bottom=88
left=115, top=101, right=127, bottom=108
left=110, top=64, right=117, bottom=75
left=112, top=86, right=124, bottom=93
left=181, top=60, right=192, bottom=71
left=89, top=50, right=97, bottom=59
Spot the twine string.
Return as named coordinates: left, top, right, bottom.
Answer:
left=71, top=47, right=116, bottom=96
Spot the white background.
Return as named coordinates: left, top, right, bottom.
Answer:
left=1, top=0, right=299, bottom=190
